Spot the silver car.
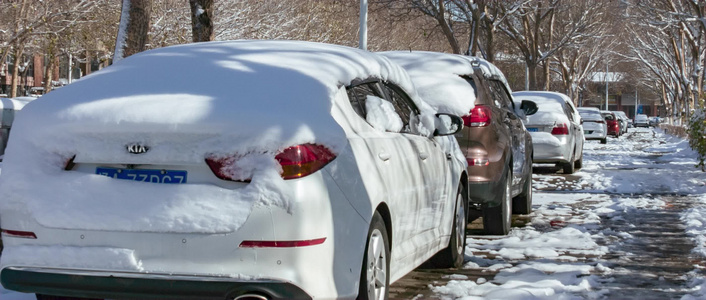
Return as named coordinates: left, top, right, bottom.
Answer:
left=513, top=91, right=584, bottom=174
left=578, top=107, right=608, bottom=144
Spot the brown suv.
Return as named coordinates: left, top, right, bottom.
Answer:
left=458, top=59, right=537, bottom=235
left=382, top=52, right=537, bottom=236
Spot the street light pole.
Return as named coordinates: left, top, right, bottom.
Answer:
left=359, top=0, right=368, bottom=50
left=605, top=64, right=609, bottom=111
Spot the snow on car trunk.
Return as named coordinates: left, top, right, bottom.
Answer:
left=0, top=40, right=430, bottom=234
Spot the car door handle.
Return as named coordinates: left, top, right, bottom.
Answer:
left=378, top=152, right=391, bottom=161
left=419, top=152, right=429, bottom=160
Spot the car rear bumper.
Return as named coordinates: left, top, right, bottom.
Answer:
left=1, top=267, right=311, bottom=300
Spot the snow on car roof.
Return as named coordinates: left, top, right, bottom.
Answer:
left=0, top=98, right=30, bottom=110
left=12, top=40, right=425, bottom=158
left=513, top=91, right=570, bottom=125
left=381, top=51, right=476, bottom=116
left=0, top=40, right=433, bottom=234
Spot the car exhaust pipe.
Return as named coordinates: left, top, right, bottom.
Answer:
left=234, top=294, right=269, bottom=300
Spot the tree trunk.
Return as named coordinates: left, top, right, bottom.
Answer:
left=527, top=62, right=538, bottom=91
left=190, top=0, right=214, bottom=42
left=114, top=0, right=152, bottom=63
left=10, top=46, right=24, bottom=98
left=436, top=0, right=461, bottom=54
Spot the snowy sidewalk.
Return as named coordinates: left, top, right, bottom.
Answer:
left=391, top=127, right=706, bottom=299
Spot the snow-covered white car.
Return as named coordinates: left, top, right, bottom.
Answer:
left=634, top=114, right=650, bottom=127
left=578, top=107, right=608, bottom=144
left=0, top=98, right=32, bottom=161
left=513, top=91, right=584, bottom=174
left=382, top=51, right=537, bottom=236
left=0, top=41, right=468, bottom=300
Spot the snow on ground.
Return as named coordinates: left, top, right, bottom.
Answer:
left=431, top=127, right=706, bottom=299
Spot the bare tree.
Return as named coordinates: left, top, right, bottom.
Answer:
left=189, top=0, right=214, bottom=42
left=114, top=0, right=152, bottom=62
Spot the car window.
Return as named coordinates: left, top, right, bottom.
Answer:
left=460, top=76, right=479, bottom=98
left=381, top=82, right=420, bottom=134
left=563, top=103, right=575, bottom=122
left=346, top=81, right=385, bottom=120
left=488, top=80, right=515, bottom=111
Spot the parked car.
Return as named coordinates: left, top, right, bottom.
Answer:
left=601, top=110, right=621, bottom=137
left=578, top=107, right=608, bottom=144
left=383, top=51, right=537, bottom=236
left=0, top=97, right=32, bottom=161
left=0, top=41, right=469, bottom=300
left=649, top=116, right=661, bottom=127
left=634, top=114, right=650, bottom=127
left=614, top=111, right=631, bottom=133
left=513, top=91, right=585, bottom=174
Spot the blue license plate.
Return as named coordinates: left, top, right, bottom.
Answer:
left=96, top=167, right=187, bottom=184
left=527, top=127, right=539, bottom=132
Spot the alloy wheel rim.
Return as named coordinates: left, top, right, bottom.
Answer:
left=367, top=229, right=387, bottom=300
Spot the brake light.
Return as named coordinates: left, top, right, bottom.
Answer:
left=462, top=105, right=491, bottom=127
left=239, top=237, right=326, bottom=248
left=551, top=123, right=569, bottom=135
left=467, top=158, right=490, bottom=166
left=205, top=156, right=245, bottom=182
left=1, top=229, right=37, bottom=239
left=276, top=144, right=336, bottom=180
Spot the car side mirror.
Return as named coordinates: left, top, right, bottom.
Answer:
left=520, top=100, right=538, bottom=116
left=434, top=113, right=464, bottom=136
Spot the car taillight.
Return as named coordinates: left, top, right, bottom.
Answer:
left=462, top=105, right=491, bottom=127
left=205, top=156, right=244, bottom=181
left=275, top=144, right=336, bottom=180
left=206, top=144, right=336, bottom=181
left=1, top=229, right=37, bottom=239
left=551, top=123, right=569, bottom=135
left=467, top=158, right=489, bottom=166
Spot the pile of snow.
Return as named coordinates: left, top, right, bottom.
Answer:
left=381, top=51, right=477, bottom=116
left=0, top=40, right=437, bottom=234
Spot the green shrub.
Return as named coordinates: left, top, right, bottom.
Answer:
left=688, top=109, right=706, bottom=171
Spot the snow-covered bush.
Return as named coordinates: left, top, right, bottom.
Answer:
left=687, top=108, right=706, bottom=171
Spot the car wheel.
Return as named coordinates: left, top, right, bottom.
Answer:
left=36, top=295, right=101, bottom=300
left=512, top=172, right=532, bottom=214
left=574, top=156, right=583, bottom=169
left=562, top=150, right=576, bottom=174
left=430, top=183, right=467, bottom=268
left=600, top=138, right=607, bottom=144
left=483, top=169, right=511, bottom=235
left=357, top=212, right=389, bottom=300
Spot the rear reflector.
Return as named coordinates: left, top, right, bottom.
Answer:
left=1, top=229, right=37, bottom=239
left=462, top=105, right=491, bottom=127
left=239, top=238, right=326, bottom=248
left=467, top=158, right=490, bottom=166
left=551, top=123, right=569, bottom=135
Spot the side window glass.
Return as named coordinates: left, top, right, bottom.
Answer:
left=490, top=80, right=515, bottom=111
left=382, top=83, right=419, bottom=134
left=563, top=104, right=574, bottom=122
left=345, top=81, right=385, bottom=120
left=460, top=76, right=479, bottom=98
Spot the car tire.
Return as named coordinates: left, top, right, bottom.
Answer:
left=562, top=150, right=576, bottom=174
left=429, top=183, right=467, bottom=268
left=357, top=212, right=390, bottom=300
left=512, top=172, right=532, bottom=215
left=600, top=138, right=607, bottom=144
left=36, top=295, right=101, bottom=300
left=483, top=169, right=511, bottom=235
left=574, top=156, right=583, bottom=169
